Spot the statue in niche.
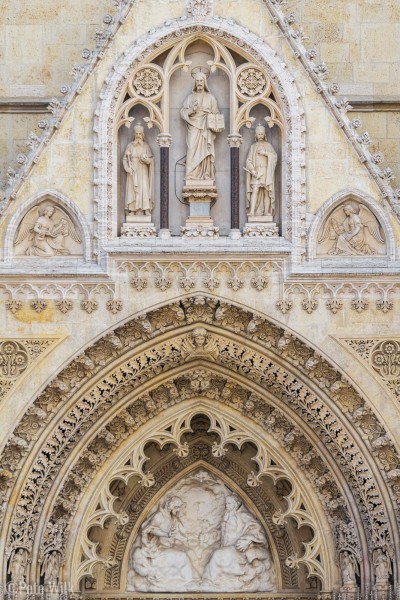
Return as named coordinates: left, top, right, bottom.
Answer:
left=14, top=204, right=82, bottom=257
left=41, top=550, right=61, bottom=585
left=373, top=548, right=391, bottom=583
left=123, top=124, right=154, bottom=216
left=127, top=469, right=275, bottom=593
left=180, top=327, right=219, bottom=361
left=340, top=551, right=359, bottom=587
left=318, top=203, right=385, bottom=256
left=8, top=548, right=28, bottom=584
left=245, top=124, right=277, bottom=217
left=180, top=70, right=224, bottom=183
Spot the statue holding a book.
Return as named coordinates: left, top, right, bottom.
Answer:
left=180, top=69, right=225, bottom=184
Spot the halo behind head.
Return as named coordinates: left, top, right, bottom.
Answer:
left=191, top=65, right=211, bottom=79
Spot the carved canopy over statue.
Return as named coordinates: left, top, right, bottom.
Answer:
left=127, top=469, right=275, bottom=592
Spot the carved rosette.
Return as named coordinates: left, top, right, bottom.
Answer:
left=132, top=67, right=163, bottom=98
left=237, top=67, right=267, bottom=97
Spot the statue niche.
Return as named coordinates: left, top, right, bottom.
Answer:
left=126, top=469, right=276, bottom=593
left=116, top=34, right=283, bottom=238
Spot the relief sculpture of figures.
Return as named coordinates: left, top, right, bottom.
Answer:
left=14, top=204, right=82, bottom=257
left=127, top=469, right=275, bottom=593
left=340, top=551, right=359, bottom=588
left=8, top=548, right=28, bottom=584
left=123, top=124, right=154, bottom=216
left=180, top=70, right=224, bottom=183
left=41, top=550, right=61, bottom=585
left=373, top=548, right=391, bottom=583
left=318, top=203, right=385, bottom=256
left=245, top=125, right=277, bottom=217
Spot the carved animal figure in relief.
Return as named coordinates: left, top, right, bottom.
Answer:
left=14, top=204, right=81, bottom=257
left=8, top=548, right=28, bottom=584
left=180, top=71, right=224, bottom=183
left=123, top=124, right=154, bottom=216
left=245, top=125, right=277, bottom=217
left=373, top=548, right=391, bottom=583
left=340, top=551, right=359, bottom=586
left=318, top=203, right=385, bottom=256
left=180, top=327, right=219, bottom=361
left=41, top=550, right=61, bottom=585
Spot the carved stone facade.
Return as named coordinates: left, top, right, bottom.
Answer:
left=1, top=1, right=400, bottom=600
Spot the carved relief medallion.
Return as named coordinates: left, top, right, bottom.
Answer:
left=14, top=202, right=83, bottom=258
left=132, top=67, right=163, bottom=98
left=237, top=67, right=267, bottom=97
left=317, top=202, right=386, bottom=257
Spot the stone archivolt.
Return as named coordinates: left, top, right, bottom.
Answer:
left=0, top=296, right=399, bottom=595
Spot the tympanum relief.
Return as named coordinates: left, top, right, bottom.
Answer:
left=317, top=202, right=386, bottom=257
left=127, top=469, right=276, bottom=593
left=14, top=202, right=82, bottom=257
left=116, top=34, right=283, bottom=238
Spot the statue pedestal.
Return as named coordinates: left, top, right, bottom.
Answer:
left=374, top=581, right=390, bottom=595
left=181, top=182, right=219, bottom=240
left=340, top=583, right=358, bottom=599
left=121, top=214, right=156, bottom=238
left=243, top=215, right=279, bottom=238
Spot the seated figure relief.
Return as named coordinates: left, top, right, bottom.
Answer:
left=14, top=202, right=82, bottom=258
left=127, top=469, right=275, bottom=593
left=317, top=202, right=386, bottom=257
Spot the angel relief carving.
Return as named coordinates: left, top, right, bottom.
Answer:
left=317, top=202, right=386, bottom=257
left=14, top=202, right=83, bottom=258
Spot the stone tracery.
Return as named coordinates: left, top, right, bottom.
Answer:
left=1, top=295, right=399, bottom=596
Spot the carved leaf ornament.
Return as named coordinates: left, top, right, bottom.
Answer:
left=0, top=297, right=398, bottom=592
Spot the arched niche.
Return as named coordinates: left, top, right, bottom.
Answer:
left=108, top=23, right=292, bottom=240
left=3, top=190, right=91, bottom=263
left=307, top=189, right=396, bottom=262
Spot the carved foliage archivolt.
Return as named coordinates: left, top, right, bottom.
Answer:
left=1, top=297, right=398, bottom=580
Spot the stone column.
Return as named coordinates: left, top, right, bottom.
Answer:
left=227, top=133, right=243, bottom=239
left=157, top=133, right=172, bottom=239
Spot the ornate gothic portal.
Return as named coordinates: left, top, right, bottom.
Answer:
left=2, top=1, right=400, bottom=600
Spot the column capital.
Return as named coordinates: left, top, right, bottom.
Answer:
left=157, top=133, right=172, bottom=148
left=227, top=133, right=243, bottom=148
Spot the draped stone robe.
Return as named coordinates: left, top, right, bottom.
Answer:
left=180, top=90, right=220, bottom=182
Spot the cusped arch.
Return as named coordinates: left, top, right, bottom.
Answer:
left=307, top=188, right=396, bottom=261
left=94, top=17, right=306, bottom=259
left=1, top=295, right=399, bottom=593
left=3, top=189, right=92, bottom=263
left=68, top=399, right=336, bottom=593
